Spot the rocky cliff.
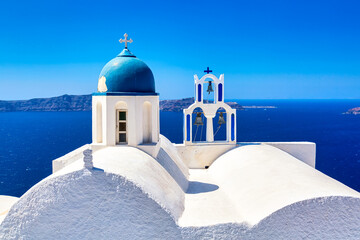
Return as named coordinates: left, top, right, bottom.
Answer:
left=0, top=95, right=92, bottom=112
left=160, top=98, right=243, bottom=112
left=0, top=95, right=243, bottom=112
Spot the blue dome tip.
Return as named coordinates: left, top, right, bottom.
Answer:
left=118, top=48, right=136, bottom=58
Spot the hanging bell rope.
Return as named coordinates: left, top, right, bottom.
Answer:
left=193, top=125, right=199, bottom=142
left=214, top=125, right=222, bottom=137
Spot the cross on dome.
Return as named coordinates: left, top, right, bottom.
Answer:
left=119, top=33, right=133, bottom=49
left=204, top=67, right=212, bottom=74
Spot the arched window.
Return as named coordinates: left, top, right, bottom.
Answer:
left=143, top=101, right=152, bottom=143
left=96, top=102, right=103, bottom=143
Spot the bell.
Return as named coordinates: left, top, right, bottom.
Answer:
left=207, top=81, right=214, bottom=94
left=218, top=112, right=226, bottom=125
left=194, top=112, right=203, bottom=125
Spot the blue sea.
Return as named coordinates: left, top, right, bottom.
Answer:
left=0, top=100, right=359, bottom=197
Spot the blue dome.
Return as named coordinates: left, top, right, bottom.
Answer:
left=97, top=49, right=156, bottom=94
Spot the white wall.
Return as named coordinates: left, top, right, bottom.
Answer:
left=176, top=142, right=316, bottom=169
left=52, top=144, right=91, bottom=173
left=261, top=142, right=316, bottom=168
left=52, top=144, right=107, bottom=173
left=176, top=143, right=237, bottom=169
left=92, top=95, right=159, bottom=147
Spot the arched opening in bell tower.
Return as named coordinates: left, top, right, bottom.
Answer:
left=203, top=79, right=215, bottom=104
left=213, top=107, right=227, bottom=141
left=192, top=107, right=207, bottom=142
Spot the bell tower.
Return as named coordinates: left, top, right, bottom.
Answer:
left=183, top=68, right=237, bottom=145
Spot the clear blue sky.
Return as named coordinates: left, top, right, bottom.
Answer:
left=1, top=0, right=359, bottom=100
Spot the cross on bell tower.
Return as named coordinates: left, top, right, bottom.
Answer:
left=204, top=67, right=212, bottom=74
left=119, top=33, right=133, bottom=49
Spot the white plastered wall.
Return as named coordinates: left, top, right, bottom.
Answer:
left=92, top=95, right=159, bottom=146
left=176, top=142, right=316, bottom=169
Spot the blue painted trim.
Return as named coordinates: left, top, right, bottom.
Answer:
left=218, top=83, right=223, bottom=101
left=186, top=114, right=191, bottom=141
left=197, top=84, right=202, bottom=102
left=231, top=114, right=235, bottom=141
left=93, top=92, right=159, bottom=96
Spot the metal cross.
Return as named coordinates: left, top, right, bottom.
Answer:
left=204, top=67, right=212, bottom=74
left=119, top=33, right=133, bottom=49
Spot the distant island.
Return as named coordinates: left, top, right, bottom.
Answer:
left=160, top=98, right=243, bottom=112
left=242, top=106, right=277, bottom=109
left=0, top=95, right=92, bottom=112
left=0, top=95, right=247, bottom=112
left=344, top=107, right=360, bottom=115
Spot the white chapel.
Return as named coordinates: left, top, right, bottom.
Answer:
left=92, top=33, right=159, bottom=146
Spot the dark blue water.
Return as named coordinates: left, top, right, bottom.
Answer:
left=0, top=100, right=359, bottom=197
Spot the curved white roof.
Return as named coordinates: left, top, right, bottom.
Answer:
left=179, top=144, right=360, bottom=226
left=1, top=141, right=360, bottom=239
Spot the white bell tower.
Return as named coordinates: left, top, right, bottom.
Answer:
left=183, top=68, right=236, bottom=145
